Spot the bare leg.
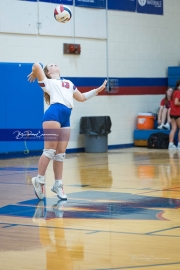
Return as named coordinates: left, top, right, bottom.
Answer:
left=53, top=162, right=63, bottom=180
left=38, top=121, right=60, bottom=175
left=175, top=118, right=180, bottom=144
left=169, top=119, right=177, bottom=143
left=51, top=128, right=71, bottom=200
left=38, top=155, right=51, bottom=176
left=32, top=121, right=61, bottom=200
left=167, top=108, right=171, bottom=124
left=161, top=108, right=168, bottom=124
left=53, top=128, right=71, bottom=180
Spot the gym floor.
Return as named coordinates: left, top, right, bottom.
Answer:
left=0, top=147, right=180, bottom=270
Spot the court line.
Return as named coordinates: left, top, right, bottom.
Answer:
left=1, top=224, right=17, bottom=228
left=0, top=182, right=34, bottom=185
left=167, top=187, right=180, bottom=192
left=146, top=225, right=180, bottom=235
left=135, top=188, right=180, bottom=195
left=92, top=261, right=180, bottom=269
left=135, top=189, right=164, bottom=195
left=86, top=230, right=99, bottom=234
left=0, top=222, right=180, bottom=238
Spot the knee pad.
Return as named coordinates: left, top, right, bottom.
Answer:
left=43, top=149, right=56, bottom=159
left=54, top=153, right=66, bottom=162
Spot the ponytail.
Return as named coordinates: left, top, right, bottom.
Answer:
left=43, top=65, right=51, bottom=105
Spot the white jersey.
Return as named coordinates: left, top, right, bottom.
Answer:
left=38, top=77, right=77, bottom=108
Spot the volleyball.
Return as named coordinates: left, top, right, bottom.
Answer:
left=54, top=5, right=72, bottom=23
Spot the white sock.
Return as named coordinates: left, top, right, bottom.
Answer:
left=178, top=142, right=180, bottom=146
left=37, top=174, right=45, bottom=183
left=169, top=142, right=173, bottom=146
left=55, top=180, right=63, bottom=186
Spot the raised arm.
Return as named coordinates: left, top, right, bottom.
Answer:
left=73, top=79, right=107, bottom=102
left=27, top=63, right=46, bottom=82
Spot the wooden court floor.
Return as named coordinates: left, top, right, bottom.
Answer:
left=0, top=147, right=180, bottom=270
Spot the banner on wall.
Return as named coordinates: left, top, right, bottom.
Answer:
left=39, top=0, right=73, bottom=4
left=21, top=0, right=73, bottom=3
left=75, top=0, right=106, bottom=9
left=108, top=0, right=136, bottom=12
left=21, top=0, right=37, bottom=2
left=21, top=0, right=164, bottom=14
left=137, top=0, right=163, bottom=15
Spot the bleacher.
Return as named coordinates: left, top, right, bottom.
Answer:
left=134, top=66, right=180, bottom=147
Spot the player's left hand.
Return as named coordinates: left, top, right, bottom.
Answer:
left=27, top=72, right=36, bottom=82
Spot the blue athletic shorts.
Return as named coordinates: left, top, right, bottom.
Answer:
left=43, top=103, right=72, bottom=127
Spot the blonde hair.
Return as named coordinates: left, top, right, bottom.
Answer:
left=43, top=65, right=50, bottom=105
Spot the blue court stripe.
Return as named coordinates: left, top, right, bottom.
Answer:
left=0, top=150, right=42, bottom=159
left=0, top=167, right=37, bottom=171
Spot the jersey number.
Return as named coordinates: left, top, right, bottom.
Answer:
left=62, top=81, right=70, bottom=89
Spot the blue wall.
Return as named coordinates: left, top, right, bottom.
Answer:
left=0, top=63, right=44, bottom=155
left=168, top=67, right=180, bottom=88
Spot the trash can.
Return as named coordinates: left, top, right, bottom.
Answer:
left=79, top=116, right=112, bottom=153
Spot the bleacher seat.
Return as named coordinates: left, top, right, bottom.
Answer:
left=134, top=129, right=178, bottom=147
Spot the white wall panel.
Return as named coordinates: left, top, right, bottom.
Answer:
left=0, top=0, right=38, bottom=35
left=108, top=6, right=180, bottom=78
left=0, top=0, right=180, bottom=149
left=75, top=7, right=106, bottom=39
left=38, top=2, right=73, bottom=37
